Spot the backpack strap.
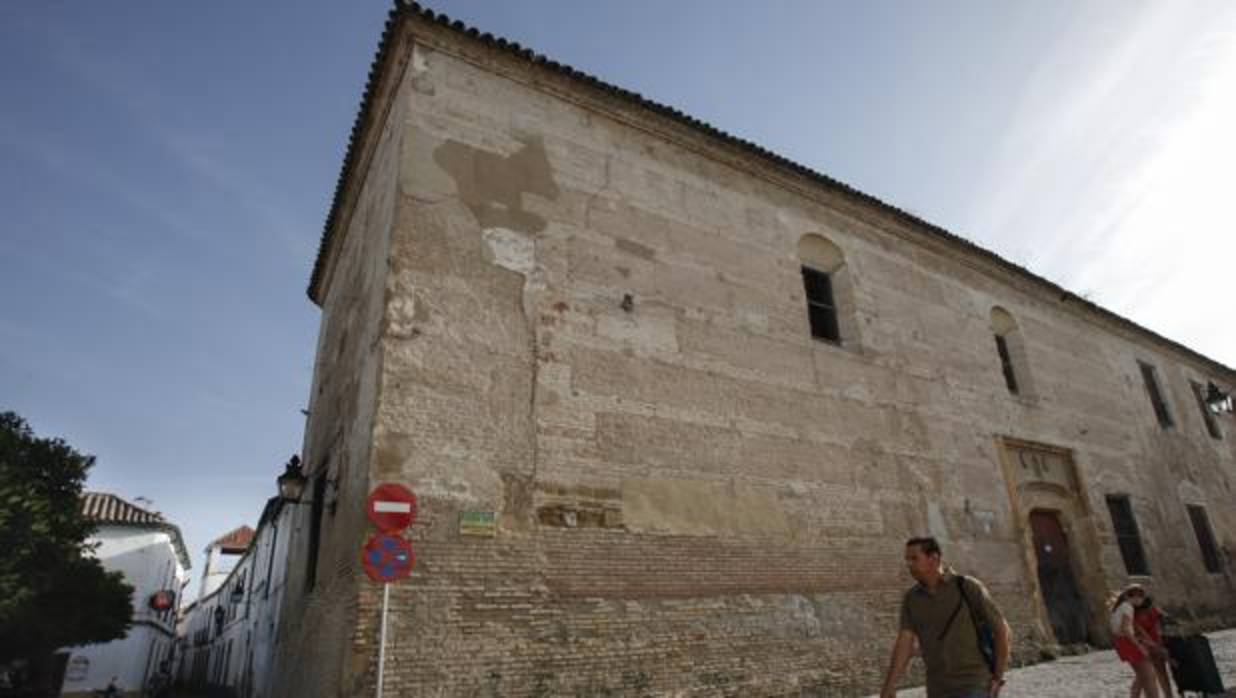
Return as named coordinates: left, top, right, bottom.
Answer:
left=958, top=575, right=991, bottom=629
left=958, top=575, right=998, bottom=673
left=937, top=580, right=967, bottom=641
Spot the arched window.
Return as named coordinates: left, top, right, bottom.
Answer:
left=990, top=306, right=1032, bottom=396
left=798, top=234, right=856, bottom=346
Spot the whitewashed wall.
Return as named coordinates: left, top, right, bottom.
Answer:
left=60, top=526, right=186, bottom=697
left=177, top=503, right=292, bottom=698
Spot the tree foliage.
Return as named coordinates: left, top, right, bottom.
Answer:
left=0, top=411, right=134, bottom=667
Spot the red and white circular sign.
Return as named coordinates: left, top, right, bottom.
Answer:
left=366, top=483, right=417, bottom=532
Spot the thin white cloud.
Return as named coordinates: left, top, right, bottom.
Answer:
left=0, top=116, right=204, bottom=243
left=35, top=22, right=316, bottom=263
left=961, top=4, right=1236, bottom=366
left=155, top=130, right=317, bottom=262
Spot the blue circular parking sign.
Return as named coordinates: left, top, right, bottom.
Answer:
left=361, top=533, right=415, bottom=583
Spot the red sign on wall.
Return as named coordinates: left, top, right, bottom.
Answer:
left=149, top=590, right=175, bottom=611
left=361, top=533, right=416, bottom=583
left=366, top=483, right=417, bottom=532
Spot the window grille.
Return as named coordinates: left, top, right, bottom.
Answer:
left=1138, top=361, right=1173, bottom=428
left=801, top=266, right=840, bottom=343
left=995, top=334, right=1019, bottom=393
left=1187, top=505, right=1222, bottom=573
left=1190, top=380, right=1222, bottom=440
left=1105, top=495, right=1150, bottom=575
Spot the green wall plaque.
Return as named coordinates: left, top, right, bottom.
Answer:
left=459, top=510, right=497, bottom=537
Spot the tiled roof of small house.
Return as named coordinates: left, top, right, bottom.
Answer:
left=81, top=491, right=191, bottom=569
left=208, top=525, right=255, bottom=554
left=307, top=1, right=1233, bottom=378
left=83, top=491, right=165, bottom=524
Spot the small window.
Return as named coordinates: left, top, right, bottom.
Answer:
left=1106, top=495, right=1150, bottom=575
left=990, top=307, right=1033, bottom=397
left=1138, top=361, right=1173, bottom=428
left=1190, top=380, right=1222, bottom=440
left=798, top=234, right=857, bottom=348
left=995, top=335, right=1019, bottom=393
left=801, top=266, right=840, bottom=343
left=1186, top=505, right=1222, bottom=574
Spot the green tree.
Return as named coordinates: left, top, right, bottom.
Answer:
left=0, top=411, right=134, bottom=694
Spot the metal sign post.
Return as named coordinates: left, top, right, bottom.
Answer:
left=376, top=582, right=390, bottom=698
left=364, top=483, right=418, bottom=698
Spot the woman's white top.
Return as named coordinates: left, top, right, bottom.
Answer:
left=1110, top=600, right=1135, bottom=636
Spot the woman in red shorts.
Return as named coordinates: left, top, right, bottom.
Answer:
left=1110, top=584, right=1160, bottom=698
left=1135, top=595, right=1175, bottom=698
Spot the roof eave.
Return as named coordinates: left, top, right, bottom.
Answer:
left=304, top=1, right=1235, bottom=378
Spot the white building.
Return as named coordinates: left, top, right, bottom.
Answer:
left=58, top=492, right=190, bottom=698
left=178, top=497, right=294, bottom=698
left=196, top=524, right=254, bottom=608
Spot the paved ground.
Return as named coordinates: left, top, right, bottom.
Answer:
left=158, top=631, right=1236, bottom=697
left=872, top=629, right=1236, bottom=697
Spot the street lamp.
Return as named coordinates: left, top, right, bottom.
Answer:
left=1205, top=382, right=1233, bottom=415
left=277, top=455, right=308, bottom=503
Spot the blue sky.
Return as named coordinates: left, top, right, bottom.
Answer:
left=2, top=1, right=1234, bottom=597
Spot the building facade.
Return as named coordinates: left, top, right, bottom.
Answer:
left=273, top=4, right=1236, bottom=695
left=178, top=501, right=293, bottom=698
left=59, top=493, right=190, bottom=698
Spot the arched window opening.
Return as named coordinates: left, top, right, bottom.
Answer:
left=990, top=306, right=1031, bottom=396
left=797, top=234, right=853, bottom=346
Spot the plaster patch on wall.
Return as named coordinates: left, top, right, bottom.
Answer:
left=595, top=311, right=678, bottom=355
left=802, top=594, right=879, bottom=637
left=482, top=227, right=535, bottom=276
left=402, top=128, right=457, bottom=200
left=433, top=136, right=559, bottom=234
left=409, top=46, right=435, bottom=95
left=968, top=508, right=997, bottom=535
left=411, top=45, right=430, bottom=74
left=927, top=501, right=950, bottom=542
left=622, top=478, right=791, bottom=538
left=735, top=306, right=769, bottom=334
left=413, top=477, right=479, bottom=503
left=481, top=226, right=550, bottom=321
left=1177, top=481, right=1205, bottom=506
left=386, top=282, right=424, bottom=339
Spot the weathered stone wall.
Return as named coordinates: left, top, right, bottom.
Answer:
left=285, top=16, right=1236, bottom=697
left=271, top=30, right=411, bottom=698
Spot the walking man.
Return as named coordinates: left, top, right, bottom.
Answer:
left=879, top=537, right=1012, bottom=698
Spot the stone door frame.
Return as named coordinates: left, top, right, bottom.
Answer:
left=996, top=436, right=1108, bottom=647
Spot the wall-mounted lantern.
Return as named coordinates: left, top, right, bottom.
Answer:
left=1205, top=382, right=1233, bottom=415
left=277, top=455, right=308, bottom=503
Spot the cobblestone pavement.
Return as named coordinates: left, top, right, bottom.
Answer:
left=158, top=632, right=1236, bottom=698
left=873, top=629, right=1236, bottom=697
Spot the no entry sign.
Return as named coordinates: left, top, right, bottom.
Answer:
left=366, top=483, right=417, bottom=532
left=362, top=484, right=420, bottom=698
left=362, top=533, right=415, bottom=583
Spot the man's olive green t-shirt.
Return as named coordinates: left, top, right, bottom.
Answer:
left=899, top=571, right=1004, bottom=698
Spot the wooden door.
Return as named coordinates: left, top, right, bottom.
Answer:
left=1030, top=510, right=1090, bottom=644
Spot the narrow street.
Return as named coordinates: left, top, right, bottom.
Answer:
left=873, top=629, right=1236, bottom=697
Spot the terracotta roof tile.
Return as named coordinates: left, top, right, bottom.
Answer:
left=81, top=491, right=192, bottom=569
left=82, top=491, right=165, bottom=525
left=209, top=525, right=255, bottom=553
